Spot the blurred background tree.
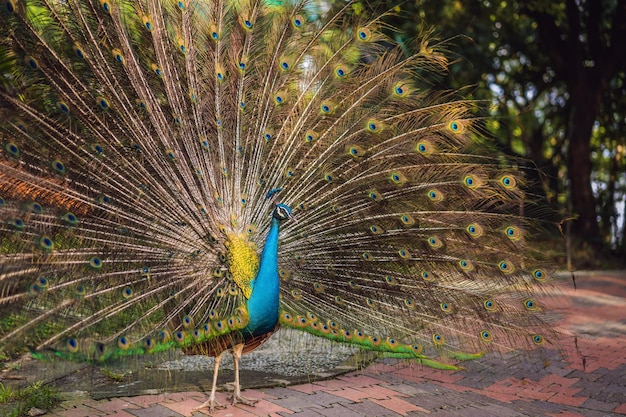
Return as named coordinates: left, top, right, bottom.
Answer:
left=339, top=0, right=626, bottom=267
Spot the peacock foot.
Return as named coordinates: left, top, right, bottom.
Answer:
left=192, top=398, right=226, bottom=413
left=229, top=393, right=258, bottom=407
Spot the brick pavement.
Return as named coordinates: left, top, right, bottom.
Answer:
left=42, top=271, right=626, bottom=416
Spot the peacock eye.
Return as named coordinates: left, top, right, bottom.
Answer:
left=276, top=206, right=289, bottom=219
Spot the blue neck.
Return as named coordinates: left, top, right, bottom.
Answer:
left=244, top=216, right=281, bottom=336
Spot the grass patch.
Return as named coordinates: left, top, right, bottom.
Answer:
left=100, top=367, right=131, bottom=381
left=0, top=382, right=60, bottom=417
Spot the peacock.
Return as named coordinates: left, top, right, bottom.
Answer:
left=0, top=0, right=561, bottom=412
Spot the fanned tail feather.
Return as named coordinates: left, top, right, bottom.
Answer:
left=0, top=0, right=561, bottom=369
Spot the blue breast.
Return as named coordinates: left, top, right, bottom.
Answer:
left=244, top=216, right=281, bottom=337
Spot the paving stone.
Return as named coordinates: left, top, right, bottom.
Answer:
left=124, top=394, right=168, bottom=408
left=278, top=409, right=324, bottom=417
left=572, top=378, right=605, bottom=390
left=206, top=405, right=259, bottom=417
left=370, top=396, right=428, bottom=415
left=270, top=396, right=325, bottom=412
left=269, top=391, right=350, bottom=412
left=314, top=403, right=369, bottom=417
left=105, top=410, right=139, bottom=417
left=240, top=388, right=281, bottom=401
left=512, top=402, right=561, bottom=416
left=538, top=374, right=581, bottom=387
left=342, top=399, right=400, bottom=416
left=579, top=397, right=621, bottom=412
left=595, top=368, right=626, bottom=385
left=311, top=379, right=352, bottom=390
left=547, top=392, right=588, bottom=407
left=518, top=387, right=556, bottom=401
left=353, top=384, right=411, bottom=400
left=405, top=393, right=452, bottom=411
left=466, top=372, right=505, bottom=384
left=384, top=383, right=433, bottom=397
left=544, top=410, right=586, bottom=417
left=468, top=403, right=529, bottom=417
left=368, top=372, right=411, bottom=385
left=90, top=398, right=141, bottom=413
left=236, top=399, right=295, bottom=417
left=563, top=370, right=595, bottom=381
left=454, top=376, right=493, bottom=390
left=320, top=387, right=368, bottom=402
left=57, top=399, right=104, bottom=410
left=291, top=384, right=324, bottom=395
left=510, top=399, right=565, bottom=415
left=606, top=391, right=626, bottom=404
left=580, top=384, right=626, bottom=403
left=416, top=410, right=460, bottom=417
left=429, top=391, right=487, bottom=408
left=418, top=370, right=465, bottom=384
left=412, top=383, right=453, bottom=394
left=161, top=398, right=211, bottom=417
left=263, top=387, right=314, bottom=399
left=420, top=404, right=524, bottom=417
left=129, top=404, right=184, bottom=417
left=45, top=408, right=106, bottom=417
left=338, top=374, right=388, bottom=387
left=470, top=388, right=520, bottom=404
left=614, top=403, right=626, bottom=414
left=301, top=391, right=354, bottom=407
left=571, top=408, right=619, bottom=417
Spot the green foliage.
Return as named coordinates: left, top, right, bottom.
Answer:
left=0, top=384, right=14, bottom=403
left=100, top=368, right=131, bottom=381
left=0, top=382, right=60, bottom=417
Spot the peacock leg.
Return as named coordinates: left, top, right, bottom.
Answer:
left=230, top=343, right=258, bottom=406
left=193, top=350, right=226, bottom=413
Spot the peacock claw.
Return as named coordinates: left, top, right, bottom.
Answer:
left=229, top=394, right=258, bottom=407
left=192, top=399, right=226, bottom=413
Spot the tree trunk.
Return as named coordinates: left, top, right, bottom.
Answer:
left=567, top=77, right=602, bottom=248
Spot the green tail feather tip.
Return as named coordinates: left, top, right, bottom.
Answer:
left=448, top=350, right=486, bottom=361
left=418, top=358, right=465, bottom=371
left=28, top=314, right=249, bottom=363
left=280, top=312, right=486, bottom=370
left=379, top=352, right=462, bottom=370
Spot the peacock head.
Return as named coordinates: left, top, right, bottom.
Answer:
left=273, top=204, right=296, bottom=222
